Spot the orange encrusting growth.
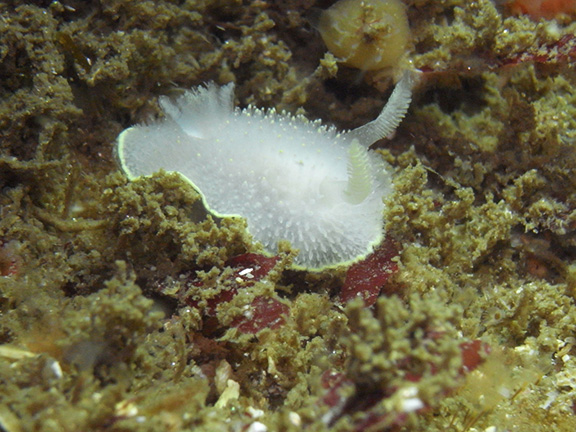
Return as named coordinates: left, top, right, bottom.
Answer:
left=508, top=0, right=576, bottom=19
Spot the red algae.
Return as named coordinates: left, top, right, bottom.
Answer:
left=507, top=0, right=576, bottom=19
left=184, top=253, right=280, bottom=315
left=2, top=1, right=576, bottom=431
left=460, top=340, right=491, bottom=373
left=0, top=240, right=21, bottom=277
left=231, top=295, right=289, bottom=334
left=340, top=237, right=400, bottom=306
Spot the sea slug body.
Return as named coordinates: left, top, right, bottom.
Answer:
left=116, top=73, right=415, bottom=270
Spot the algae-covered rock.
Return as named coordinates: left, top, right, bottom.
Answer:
left=1, top=0, right=576, bottom=430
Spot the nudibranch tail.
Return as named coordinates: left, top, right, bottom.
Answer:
left=345, top=70, right=418, bottom=146
left=344, top=140, right=374, bottom=205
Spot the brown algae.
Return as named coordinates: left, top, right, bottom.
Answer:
left=1, top=1, right=576, bottom=431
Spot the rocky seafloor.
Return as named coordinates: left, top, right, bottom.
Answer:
left=1, top=1, right=576, bottom=431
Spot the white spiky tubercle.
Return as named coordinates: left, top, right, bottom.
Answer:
left=117, top=71, right=415, bottom=270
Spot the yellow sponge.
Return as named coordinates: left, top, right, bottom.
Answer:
left=318, top=0, right=410, bottom=71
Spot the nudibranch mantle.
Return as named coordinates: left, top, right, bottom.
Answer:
left=116, top=73, right=414, bottom=270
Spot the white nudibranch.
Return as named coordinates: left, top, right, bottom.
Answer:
left=116, top=72, right=416, bottom=270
